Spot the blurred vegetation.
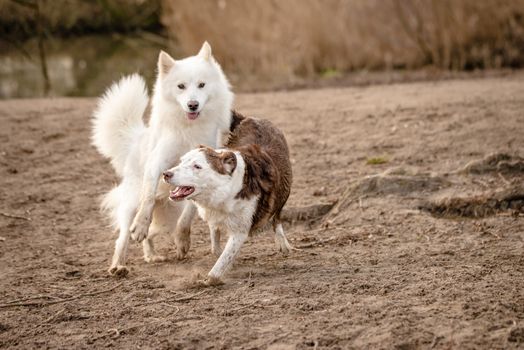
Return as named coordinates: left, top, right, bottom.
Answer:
left=0, top=0, right=162, bottom=39
left=0, top=0, right=164, bottom=97
left=162, top=0, right=524, bottom=89
left=367, top=157, right=389, bottom=165
left=1, top=0, right=524, bottom=97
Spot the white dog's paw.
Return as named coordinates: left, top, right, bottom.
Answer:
left=174, top=228, right=191, bottom=260
left=108, top=265, right=129, bottom=277
left=130, top=216, right=150, bottom=243
left=144, top=254, right=167, bottom=263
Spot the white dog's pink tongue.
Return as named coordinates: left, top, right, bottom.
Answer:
left=187, top=112, right=199, bottom=120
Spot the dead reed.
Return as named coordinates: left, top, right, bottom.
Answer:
left=161, top=0, right=524, bottom=89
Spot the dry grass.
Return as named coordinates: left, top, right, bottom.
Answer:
left=161, top=0, right=524, bottom=89
left=0, top=0, right=161, bottom=37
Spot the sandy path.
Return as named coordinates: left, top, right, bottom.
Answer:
left=0, top=75, right=523, bottom=349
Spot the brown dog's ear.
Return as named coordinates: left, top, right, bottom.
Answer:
left=198, top=144, right=216, bottom=154
left=221, top=151, right=237, bottom=175
left=202, top=148, right=236, bottom=175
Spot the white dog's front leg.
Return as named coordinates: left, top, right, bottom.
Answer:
left=130, top=177, right=158, bottom=242
left=130, top=153, right=169, bottom=243
left=208, top=231, right=248, bottom=281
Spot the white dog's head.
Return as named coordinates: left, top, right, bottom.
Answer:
left=163, top=146, right=243, bottom=204
left=155, top=42, right=233, bottom=123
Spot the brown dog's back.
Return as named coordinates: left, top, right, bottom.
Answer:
left=227, top=111, right=292, bottom=232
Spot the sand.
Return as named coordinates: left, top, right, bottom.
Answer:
left=0, top=74, right=523, bottom=349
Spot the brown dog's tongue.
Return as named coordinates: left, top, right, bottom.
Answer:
left=169, top=186, right=194, bottom=200
left=170, top=187, right=183, bottom=199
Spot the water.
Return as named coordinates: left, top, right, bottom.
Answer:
left=0, top=33, right=170, bottom=99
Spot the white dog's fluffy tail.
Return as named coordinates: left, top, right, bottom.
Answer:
left=92, top=74, right=148, bottom=176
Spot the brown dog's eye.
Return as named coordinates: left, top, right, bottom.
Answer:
left=193, top=164, right=202, bottom=170
left=177, top=83, right=185, bottom=89
left=198, top=82, right=205, bottom=88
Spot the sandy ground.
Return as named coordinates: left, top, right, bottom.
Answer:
left=0, top=75, right=523, bottom=349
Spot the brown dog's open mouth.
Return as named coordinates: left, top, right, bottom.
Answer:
left=169, top=186, right=195, bottom=201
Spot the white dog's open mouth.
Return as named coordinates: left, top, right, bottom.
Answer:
left=186, top=112, right=199, bottom=120
left=169, top=186, right=195, bottom=201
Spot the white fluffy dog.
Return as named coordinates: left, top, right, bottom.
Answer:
left=92, top=42, right=233, bottom=276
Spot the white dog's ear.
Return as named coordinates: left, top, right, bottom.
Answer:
left=158, top=50, right=175, bottom=76
left=197, top=41, right=212, bottom=61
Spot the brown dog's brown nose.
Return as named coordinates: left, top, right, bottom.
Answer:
left=163, top=171, right=173, bottom=181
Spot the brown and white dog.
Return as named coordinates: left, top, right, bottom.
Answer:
left=162, top=112, right=293, bottom=281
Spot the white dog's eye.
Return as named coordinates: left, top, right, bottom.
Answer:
left=193, top=164, right=202, bottom=170
left=198, top=82, right=205, bottom=89
left=177, top=83, right=186, bottom=90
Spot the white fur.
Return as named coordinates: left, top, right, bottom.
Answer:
left=92, top=74, right=148, bottom=177
left=275, top=223, right=292, bottom=254
left=92, top=43, right=234, bottom=275
left=165, top=148, right=291, bottom=281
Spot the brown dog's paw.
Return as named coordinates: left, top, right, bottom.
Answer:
left=188, top=272, right=224, bottom=288
left=194, top=277, right=223, bottom=288
left=205, top=276, right=224, bottom=286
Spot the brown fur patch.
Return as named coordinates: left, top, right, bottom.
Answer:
left=226, top=112, right=292, bottom=233
left=201, top=146, right=237, bottom=175
left=229, top=110, right=246, bottom=134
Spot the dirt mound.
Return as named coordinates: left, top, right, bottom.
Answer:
left=457, top=152, right=524, bottom=175
left=508, top=327, right=524, bottom=343
left=303, top=155, right=524, bottom=223
left=281, top=203, right=335, bottom=223
left=346, top=167, right=449, bottom=196
left=421, top=186, right=524, bottom=218
left=323, top=167, right=449, bottom=222
left=282, top=167, right=449, bottom=225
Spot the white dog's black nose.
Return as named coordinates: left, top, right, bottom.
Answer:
left=187, top=100, right=199, bottom=112
left=163, top=171, right=173, bottom=181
